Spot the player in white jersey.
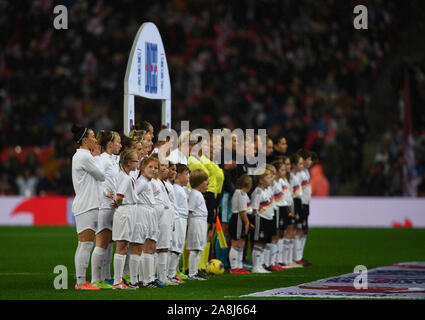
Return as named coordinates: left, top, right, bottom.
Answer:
left=186, top=169, right=209, bottom=280
left=262, top=164, right=283, bottom=272
left=168, top=164, right=190, bottom=282
left=132, top=120, right=155, bottom=154
left=162, top=162, right=181, bottom=284
left=134, top=156, right=164, bottom=288
left=271, top=159, right=295, bottom=269
left=109, top=150, right=139, bottom=290
left=150, top=158, right=178, bottom=286
left=122, top=129, right=148, bottom=282
left=268, top=162, right=291, bottom=271
left=289, top=153, right=305, bottom=268
left=128, top=129, right=148, bottom=179
left=71, top=125, right=105, bottom=290
left=295, top=149, right=315, bottom=267
left=229, top=174, right=254, bottom=274
left=250, top=167, right=274, bottom=274
left=276, top=156, right=296, bottom=268
left=88, top=130, right=122, bottom=289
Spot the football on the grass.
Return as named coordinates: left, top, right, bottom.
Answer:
left=206, top=259, right=225, bottom=275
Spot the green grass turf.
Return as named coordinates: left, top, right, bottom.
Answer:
left=0, top=226, right=424, bottom=300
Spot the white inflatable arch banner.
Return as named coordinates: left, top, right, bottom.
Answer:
left=124, top=22, right=171, bottom=134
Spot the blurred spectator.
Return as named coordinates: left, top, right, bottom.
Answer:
left=0, top=0, right=422, bottom=196
left=15, top=168, right=38, bottom=197
left=310, top=163, right=330, bottom=197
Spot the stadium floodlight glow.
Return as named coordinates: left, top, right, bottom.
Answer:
left=123, top=22, right=171, bottom=135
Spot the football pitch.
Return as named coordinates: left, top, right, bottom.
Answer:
left=1, top=227, right=424, bottom=300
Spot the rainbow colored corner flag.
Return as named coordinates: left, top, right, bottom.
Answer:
left=216, top=216, right=228, bottom=248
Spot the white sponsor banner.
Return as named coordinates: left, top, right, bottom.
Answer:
left=242, top=262, right=425, bottom=299
left=0, top=197, right=424, bottom=227
left=309, top=197, right=425, bottom=228
left=0, top=196, right=72, bottom=226
left=124, top=22, right=171, bottom=99
left=123, top=22, right=171, bottom=134
left=0, top=197, right=34, bottom=225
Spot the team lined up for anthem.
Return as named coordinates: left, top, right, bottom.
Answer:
left=71, top=121, right=316, bottom=290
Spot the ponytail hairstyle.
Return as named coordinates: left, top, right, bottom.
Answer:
left=119, top=149, right=137, bottom=171
left=72, top=124, right=90, bottom=147
left=129, top=129, right=147, bottom=143
left=132, top=121, right=154, bottom=134
left=97, top=130, right=118, bottom=153
left=120, top=133, right=137, bottom=152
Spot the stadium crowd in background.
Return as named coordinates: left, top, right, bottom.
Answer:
left=1, top=0, right=424, bottom=197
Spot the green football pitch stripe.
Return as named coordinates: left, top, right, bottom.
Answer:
left=0, top=227, right=424, bottom=300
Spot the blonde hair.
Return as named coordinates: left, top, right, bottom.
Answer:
left=119, top=149, right=137, bottom=169
left=254, top=168, right=272, bottom=183
left=129, top=129, right=147, bottom=143
left=266, top=163, right=276, bottom=174
left=178, top=131, right=191, bottom=147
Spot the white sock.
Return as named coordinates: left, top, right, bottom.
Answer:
left=294, top=236, right=302, bottom=261
left=189, top=251, right=201, bottom=277
left=167, top=252, right=180, bottom=278
left=264, top=245, right=271, bottom=267
left=278, top=238, right=284, bottom=264
left=75, top=241, right=94, bottom=286
left=123, top=249, right=130, bottom=276
left=229, top=247, right=239, bottom=270
left=103, top=243, right=113, bottom=280
left=271, top=242, right=278, bottom=265
left=138, top=253, right=144, bottom=283
left=283, top=238, right=290, bottom=264
left=154, top=252, right=158, bottom=277
left=129, top=254, right=140, bottom=285
left=252, top=246, right=263, bottom=270
left=91, top=246, right=106, bottom=284
left=176, top=253, right=182, bottom=273
left=301, top=235, right=307, bottom=258
left=141, top=252, right=155, bottom=285
left=288, top=239, right=294, bottom=263
left=237, top=247, right=244, bottom=269
left=157, top=251, right=168, bottom=282
left=113, top=253, right=126, bottom=285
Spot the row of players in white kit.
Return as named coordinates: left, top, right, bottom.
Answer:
left=72, top=135, right=203, bottom=289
